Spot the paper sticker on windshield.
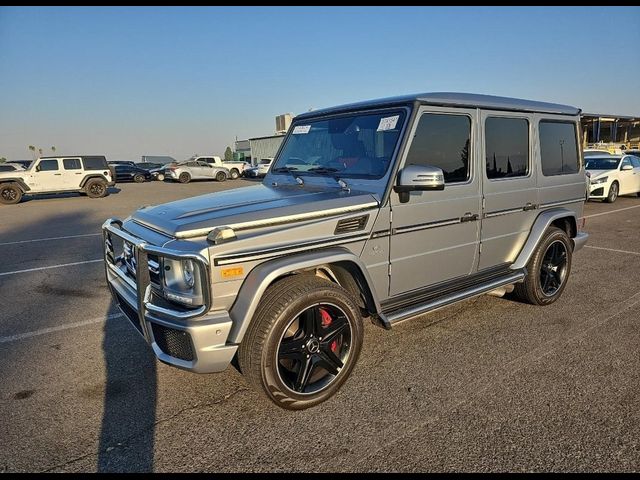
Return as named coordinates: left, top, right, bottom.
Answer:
left=293, top=125, right=311, bottom=134
left=377, top=115, right=399, bottom=131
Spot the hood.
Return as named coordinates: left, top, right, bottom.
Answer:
left=131, top=183, right=378, bottom=239
left=586, top=168, right=615, bottom=179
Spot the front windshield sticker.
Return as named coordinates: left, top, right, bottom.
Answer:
left=292, top=125, right=311, bottom=134
left=377, top=115, right=399, bottom=131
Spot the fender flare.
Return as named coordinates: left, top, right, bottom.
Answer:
left=79, top=174, right=109, bottom=188
left=0, top=178, right=30, bottom=192
left=510, top=207, right=577, bottom=270
left=227, top=247, right=381, bottom=343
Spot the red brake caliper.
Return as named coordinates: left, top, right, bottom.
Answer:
left=319, top=308, right=338, bottom=353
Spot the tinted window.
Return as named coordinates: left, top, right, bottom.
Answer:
left=63, top=158, right=81, bottom=170
left=621, top=157, right=632, bottom=169
left=630, top=156, right=640, bottom=168
left=0, top=165, right=17, bottom=172
left=200, top=158, right=213, bottom=163
left=539, top=121, right=579, bottom=176
left=38, top=159, right=59, bottom=171
left=485, top=117, right=529, bottom=179
left=82, top=156, right=108, bottom=170
left=186, top=162, right=198, bottom=167
left=406, top=113, right=471, bottom=183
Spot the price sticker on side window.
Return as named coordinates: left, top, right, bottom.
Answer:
left=377, top=115, right=399, bottom=132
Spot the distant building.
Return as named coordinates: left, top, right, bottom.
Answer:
left=234, top=114, right=290, bottom=165
left=275, top=113, right=293, bottom=135
left=581, top=113, right=640, bottom=150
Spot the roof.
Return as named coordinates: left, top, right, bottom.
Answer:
left=248, top=134, right=286, bottom=142
left=295, top=92, right=581, bottom=120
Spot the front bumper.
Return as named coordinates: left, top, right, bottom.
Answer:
left=588, top=182, right=609, bottom=198
left=572, top=232, right=588, bottom=252
left=102, top=219, right=237, bottom=373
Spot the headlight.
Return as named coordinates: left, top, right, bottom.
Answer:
left=591, top=176, right=608, bottom=185
left=182, top=259, right=195, bottom=289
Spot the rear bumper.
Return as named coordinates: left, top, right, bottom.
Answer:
left=572, top=232, right=588, bottom=252
left=102, top=219, right=237, bottom=373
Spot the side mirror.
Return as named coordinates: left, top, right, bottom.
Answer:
left=35, top=164, right=41, bottom=172
left=394, top=164, right=444, bottom=203
left=621, top=164, right=633, bottom=171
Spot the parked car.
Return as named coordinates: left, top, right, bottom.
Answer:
left=188, top=155, right=249, bottom=180
left=0, top=155, right=114, bottom=204
left=136, top=162, right=166, bottom=181
left=585, top=154, right=640, bottom=202
left=8, top=160, right=32, bottom=169
left=0, top=163, right=26, bottom=172
left=165, top=160, right=229, bottom=183
left=245, top=158, right=274, bottom=178
left=113, top=164, right=153, bottom=183
left=102, top=92, right=588, bottom=409
left=108, top=160, right=137, bottom=166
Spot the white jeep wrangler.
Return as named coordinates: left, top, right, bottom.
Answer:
left=0, top=155, right=115, bottom=204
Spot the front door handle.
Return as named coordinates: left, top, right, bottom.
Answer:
left=523, top=202, right=537, bottom=211
left=460, top=212, right=479, bottom=222
left=54, top=173, right=62, bottom=176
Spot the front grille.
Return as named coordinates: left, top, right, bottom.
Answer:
left=151, top=323, right=194, bottom=361
left=115, top=291, right=143, bottom=334
left=147, top=254, right=161, bottom=287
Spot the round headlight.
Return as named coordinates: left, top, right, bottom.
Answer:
left=182, top=260, right=195, bottom=288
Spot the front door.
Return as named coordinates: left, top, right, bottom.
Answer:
left=389, top=107, right=481, bottom=296
left=29, top=158, right=65, bottom=192
left=618, top=156, right=638, bottom=195
left=479, top=111, right=538, bottom=270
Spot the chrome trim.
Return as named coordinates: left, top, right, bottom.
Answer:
left=484, top=206, right=532, bottom=218
left=392, top=217, right=460, bottom=235
left=102, top=219, right=212, bottom=325
left=388, top=270, right=526, bottom=326
left=214, top=233, right=370, bottom=266
left=538, top=197, right=585, bottom=208
left=371, top=229, right=391, bottom=239
left=173, top=202, right=379, bottom=239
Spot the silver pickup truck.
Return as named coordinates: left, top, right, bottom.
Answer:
left=103, top=92, right=588, bottom=409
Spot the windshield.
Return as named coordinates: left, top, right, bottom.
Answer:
left=585, top=157, right=621, bottom=170
left=260, top=159, right=272, bottom=165
left=271, top=110, right=406, bottom=179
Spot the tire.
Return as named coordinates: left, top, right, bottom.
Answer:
left=605, top=181, right=619, bottom=203
left=230, top=169, right=239, bottom=180
left=238, top=275, right=364, bottom=410
left=178, top=172, right=191, bottom=184
left=216, top=171, right=227, bottom=182
left=0, top=183, right=23, bottom=205
left=133, top=174, right=146, bottom=183
left=514, top=226, right=572, bottom=306
left=156, top=174, right=165, bottom=182
left=84, top=179, right=108, bottom=198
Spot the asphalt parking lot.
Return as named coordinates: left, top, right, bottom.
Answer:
left=0, top=180, right=639, bottom=472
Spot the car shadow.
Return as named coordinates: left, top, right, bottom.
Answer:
left=12, top=188, right=121, bottom=203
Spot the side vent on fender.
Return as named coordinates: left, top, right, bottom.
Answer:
left=335, top=214, right=369, bottom=235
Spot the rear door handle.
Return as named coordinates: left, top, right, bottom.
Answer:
left=460, top=212, right=479, bottom=222
left=523, top=202, right=537, bottom=211
left=54, top=173, right=62, bottom=176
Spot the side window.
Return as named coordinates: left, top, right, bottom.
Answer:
left=0, top=165, right=15, bottom=172
left=200, top=158, right=213, bottom=163
left=63, top=158, right=82, bottom=170
left=630, top=156, right=640, bottom=168
left=405, top=113, right=471, bottom=183
left=621, top=157, right=632, bottom=169
left=187, top=162, right=198, bottom=167
left=82, top=157, right=108, bottom=170
left=539, top=121, right=579, bottom=176
left=485, top=117, right=529, bottom=179
left=37, top=159, right=59, bottom=171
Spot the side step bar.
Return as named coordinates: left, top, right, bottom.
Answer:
left=380, top=269, right=526, bottom=328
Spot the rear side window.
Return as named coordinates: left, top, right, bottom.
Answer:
left=82, top=156, right=108, bottom=170
left=406, top=113, right=471, bottom=183
left=38, top=159, right=59, bottom=171
left=63, top=158, right=81, bottom=170
left=485, top=117, right=529, bottom=179
left=0, top=165, right=17, bottom=172
left=539, top=121, right=579, bottom=176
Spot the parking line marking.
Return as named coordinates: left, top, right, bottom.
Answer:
left=585, top=204, right=640, bottom=219
left=0, top=232, right=101, bottom=246
left=0, top=259, right=103, bottom=277
left=584, top=245, right=640, bottom=256
left=0, top=313, right=123, bottom=345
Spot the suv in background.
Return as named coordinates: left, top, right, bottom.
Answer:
left=112, top=164, right=153, bottom=183
left=165, top=160, right=229, bottom=183
left=245, top=157, right=274, bottom=178
left=103, top=92, right=588, bottom=409
left=0, top=155, right=114, bottom=204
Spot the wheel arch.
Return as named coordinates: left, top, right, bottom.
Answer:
left=0, top=178, right=29, bottom=192
left=79, top=174, right=109, bottom=188
left=511, top=207, right=578, bottom=270
left=227, top=247, right=382, bottom=344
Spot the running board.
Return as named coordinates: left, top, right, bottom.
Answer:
left=381, top=269, right=526, bottom=328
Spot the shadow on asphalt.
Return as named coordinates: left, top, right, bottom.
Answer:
left=11, top=187, right=121, bottom=204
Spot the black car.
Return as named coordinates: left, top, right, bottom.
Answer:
left=113, top=164, right=153, bottom=183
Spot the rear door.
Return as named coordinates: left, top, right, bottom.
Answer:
left=62, top=157, right=83, bottom=188
left=479, top=111, right=537, bottom=269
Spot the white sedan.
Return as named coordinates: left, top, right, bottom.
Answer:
left=586, top=154, right=640, bottom=203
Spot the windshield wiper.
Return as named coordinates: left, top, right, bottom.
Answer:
left=271, top=166, right=304, bottom=185
left=304, top=167, right=349, bottom=192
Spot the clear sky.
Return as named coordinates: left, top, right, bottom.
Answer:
left=1, top=6, right=639, bottom=161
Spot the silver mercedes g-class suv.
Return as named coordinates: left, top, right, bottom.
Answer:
left=103, top=93, right=588, bottom=409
